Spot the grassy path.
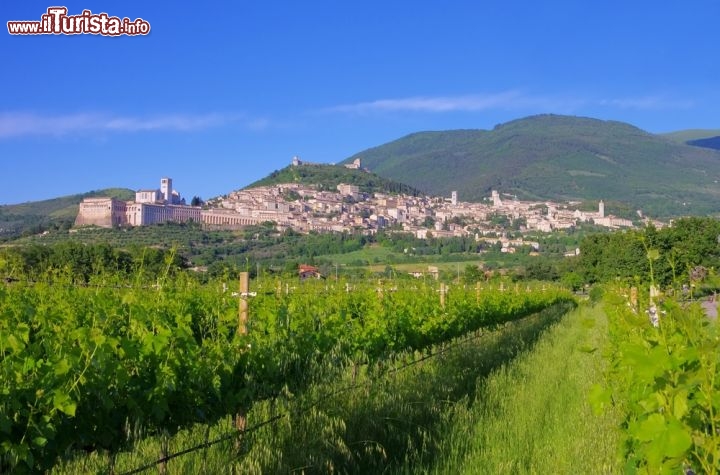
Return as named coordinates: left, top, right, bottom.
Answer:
left=417, top=303, right=622, bottom=474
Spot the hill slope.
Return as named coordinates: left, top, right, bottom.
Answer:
left=343, top=114, right=720, bottom=216
left=0, top=188, right=134, bottom=240
left=246, top=164, right=423, bottom=195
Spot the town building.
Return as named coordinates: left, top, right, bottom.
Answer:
left=75, top=177, right=199, bottom=228
left=74, top=197, right=128, bottom=227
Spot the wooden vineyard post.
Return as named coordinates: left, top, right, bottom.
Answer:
left=649, top=285, right=659, bottom=304
left=238, top=272, right=249, bottom=336
left=440, top=283, right=447, bottom=309
left=159, top=431, right=169, bottom=475
left=476, top=281, right=480, bottom=305
left=236, top=272, right=249, bottom=451
left=108, top=453, right=116, bottom=475
left=630, top=286, right=638, bottom=313
left=234, top=410, right=247, bottom=452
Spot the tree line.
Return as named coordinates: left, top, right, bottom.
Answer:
left=577, top=217, right=720, bottom=288
left=0, top=241, right=185, bottom=283
left=5, top=218, right=718, bottom=289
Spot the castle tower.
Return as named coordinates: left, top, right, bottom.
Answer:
left=160, top=177, right=172, bottom=202
left=451, top=191, right=458, bottom=206
left=599, top=200, right=605, bottom=218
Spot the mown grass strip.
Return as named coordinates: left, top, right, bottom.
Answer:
left=418, top=303, right=622, bottom=474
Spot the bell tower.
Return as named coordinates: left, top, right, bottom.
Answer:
left=160, top=177, right=172, bottom=202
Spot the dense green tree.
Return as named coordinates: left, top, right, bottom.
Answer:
left=561, top=271, right=584, bottom=291
left=577, top=218, right=720, bottom=287
left=525, top=258, right=559, bottom=281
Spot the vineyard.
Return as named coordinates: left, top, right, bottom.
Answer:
left=3, top=255, right=718, bottom=473
left=0, top=271, right=573, bottom=473
left=596, top=287, right=720, bottom=474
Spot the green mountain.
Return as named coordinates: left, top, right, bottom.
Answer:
left=687, top=136, right=720, bottom=152
left=342, top=114, right=720, bottom=217
left=0, top=188, right=134, bottom=240
left=246, top=163, right=423, bottom=196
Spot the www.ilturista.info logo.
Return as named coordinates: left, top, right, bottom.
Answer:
left=7, top=7, right=151, bottom=36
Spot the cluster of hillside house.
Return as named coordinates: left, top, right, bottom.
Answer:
left=76, top=163, right=657, bottom=244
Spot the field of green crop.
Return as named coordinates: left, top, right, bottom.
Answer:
left=2, top=255, right=718, bottom=473
left=0, top=272, right=571, bottom=473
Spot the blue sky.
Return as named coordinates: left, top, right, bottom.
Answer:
left=2, top=1, right=719, bottom=204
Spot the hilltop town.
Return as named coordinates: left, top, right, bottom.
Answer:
left=75, top=158, right=664, bottom=251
